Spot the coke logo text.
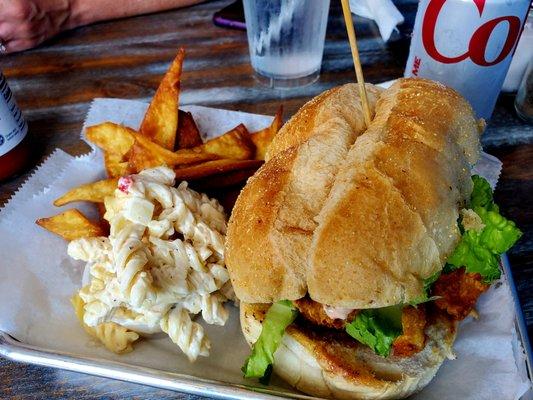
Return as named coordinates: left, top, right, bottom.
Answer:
left=421, top=0, right=522, bottom=66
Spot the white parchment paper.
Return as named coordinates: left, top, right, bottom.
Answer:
left=0, top=98, right=530, bottom=400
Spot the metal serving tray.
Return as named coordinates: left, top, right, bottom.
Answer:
left=0, top=94, right=530, bottom=399
left=0, top=331, right=315, bottom=400
left=1, top=255, right=531, bottom=400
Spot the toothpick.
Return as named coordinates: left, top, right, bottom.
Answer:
left=340, top=0, right=372, bottom=127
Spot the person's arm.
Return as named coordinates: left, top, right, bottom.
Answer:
left=68, top=0, right=205, bottom=27
left=0, top=0, right=205, bottom=54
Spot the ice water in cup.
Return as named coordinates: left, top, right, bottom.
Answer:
left=243, top=0, right=330, bottom=88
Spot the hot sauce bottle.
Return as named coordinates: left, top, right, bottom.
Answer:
left=0, top=72, right=30, bottom=181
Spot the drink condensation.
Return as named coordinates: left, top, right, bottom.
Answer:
left=243, top=0, right=330, bottom=88
left=515, top=60, right=533, bottom=122
left=404, top=0, right=531, bottom=120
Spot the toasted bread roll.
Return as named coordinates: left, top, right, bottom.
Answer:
left=265, top=84, right=379, bottom=160
left=241, top=303, right=457, bottom=400
left=226, top=84, right=382, bottom=303
left=228, top=79, right=483, bottom=399
left=308, top=79, right=481, bottom=308
left=226, top=79, right=481, bottom=306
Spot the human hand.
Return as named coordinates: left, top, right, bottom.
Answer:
left=0, top=0, right=75, bottom=53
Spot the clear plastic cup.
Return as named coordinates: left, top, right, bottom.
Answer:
left=515, top=59, right=533, bottom=123
left=243, top=0, right=330, bottom=89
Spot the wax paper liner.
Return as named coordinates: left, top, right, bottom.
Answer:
left=0, top=98, right=530, bottom=400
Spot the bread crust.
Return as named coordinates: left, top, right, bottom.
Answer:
left=226, top=83, right=382, bottom=303
left=241, top=303, right=457, bottom=400
left=230, top=79, right=479, bottom=399
left=226, top=78, right=481, bottom=306
left=308, top=79, right=481, bottom=308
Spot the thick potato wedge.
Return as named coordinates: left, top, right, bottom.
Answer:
left=139, top=48, right=185, bottom=150
left=36, top=209, right=106, bottom=240
left=174, top=159, right=263, bottom=181
left=128, top=134, right=217, bottom=173
left=177, top=110, right=203, bottom=149
left=251, top=106, right=283, bottom=160
left=193, top=124, right=255, bottom=160
left=54, top=178, right=118, bottom=206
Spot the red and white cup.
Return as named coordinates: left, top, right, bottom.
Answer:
left=404, top=0, right=532, bottom=120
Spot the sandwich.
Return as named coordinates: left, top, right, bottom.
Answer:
left=224, top=78, right=522, bottom=399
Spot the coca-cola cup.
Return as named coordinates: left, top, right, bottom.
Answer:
left=404, top=0, right=531, bottom=120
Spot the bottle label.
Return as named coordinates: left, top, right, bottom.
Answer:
left=0, top=73, right=27, bottom=157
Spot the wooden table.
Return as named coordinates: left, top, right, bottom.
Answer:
left=1, top=1, right=531, bottom=398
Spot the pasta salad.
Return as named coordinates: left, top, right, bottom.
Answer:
left=68, top=166, right=234, bottom=361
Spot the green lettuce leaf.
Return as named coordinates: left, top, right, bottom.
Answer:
left=242, top=300, right=298, bottom=382
left=447, top=175, right=522, bottom=283
left=345, top=305, right=403, bottom=357
left=474, top=207, right=522, bottom=254
left=423, top=271, right=441, bottom=292
left=470, top=174, right=494, bottom=209
left=447, top=230, right=502, bottom=282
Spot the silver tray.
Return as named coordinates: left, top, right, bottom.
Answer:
left=0, top=330, right=318, bottom=400
left=1, top=255, right=531, bottom=399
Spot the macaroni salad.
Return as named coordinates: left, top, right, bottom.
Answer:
left=68, top=166, right=233, bottom=361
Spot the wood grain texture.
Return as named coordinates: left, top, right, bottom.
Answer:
left=0, top=0, right=532, bottom=398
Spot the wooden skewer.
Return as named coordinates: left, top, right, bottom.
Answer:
left=340, top=0, right=372, bottom=127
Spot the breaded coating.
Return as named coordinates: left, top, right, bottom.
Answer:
left=393, top=306, right=427, bottom=357
left=433, top=268, right=488, bottom=320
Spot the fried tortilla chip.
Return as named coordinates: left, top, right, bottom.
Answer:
left=104, top=154, right=129, bottom=178
left=71, top=294, right=139, bottom=354
left=251, top=106, right=283, bottom=160
left=54, top=178, right=118, bottom=207
left=86, top=122, right=135, bottom=155
left=86, top=122, right=136, bottom=178
left=174, top=159, right=263, bottom=181
left=177, top=110, right=203, bottom=149
left=128, top=134, right=217, bottom=173
left=36, top=209, right=106, bottom=241
left=139, top=48, right=185, bottom=150
left=194, top=124, right=255, bottom=160
left=96, top=203, right=110, bottom=235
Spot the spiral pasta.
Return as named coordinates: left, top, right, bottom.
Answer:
left=69, top=166, right=232, bottom=361
left=201, top=293, right=229, bottom=326
left=68, top=237, right=111, bottom=263
left=160, top=307, right=210, bottom=362
left=109, top=217, right=153, bottom=307
left=71, top=293, right=139, bottom=354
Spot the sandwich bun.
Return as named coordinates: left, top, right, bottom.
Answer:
left=241, top=303, right=457, bottom=400
left=226, top=79, right=482, bottom=399
left=226, top=83, right=382, bottom=304
left=226, top=78, right=481, bottom=307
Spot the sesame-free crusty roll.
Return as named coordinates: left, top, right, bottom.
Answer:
left=226, top=78, right=483, bottom=400
left=240, top=302, right=457, bottom=400
left=226, top=79, right=481, bottom=306
left=308, top=78, right=481, bottom=309
left=226, top=83, right=382, bottom=303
